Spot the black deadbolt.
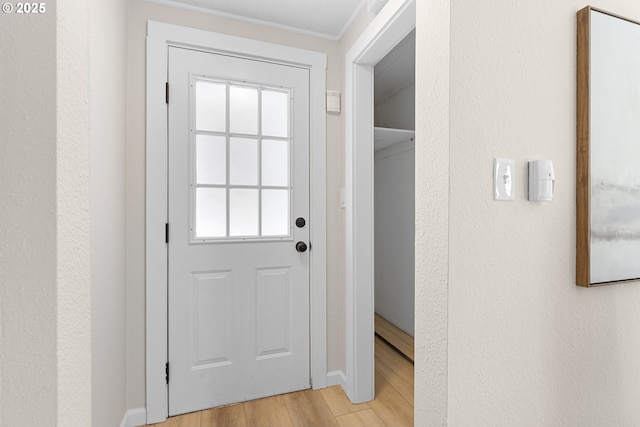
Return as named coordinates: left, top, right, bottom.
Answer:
left=295, top=217, right=306, bottom=228
left=296, top=241, right=308, bottom=253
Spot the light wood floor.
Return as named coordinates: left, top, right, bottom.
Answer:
left=374, top=314, right=414, bottom=362
left=144, top=337, right=413, bottom=427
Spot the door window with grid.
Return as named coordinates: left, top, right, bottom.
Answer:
left=191, top=77, right=292, bottom=241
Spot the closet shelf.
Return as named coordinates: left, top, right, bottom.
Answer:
left=374, top=127, right=415, bottom=151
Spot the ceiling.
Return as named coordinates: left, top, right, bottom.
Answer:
left=146, top=0, right=415, bottom=102
left=147, top=0, right=365, bottom=40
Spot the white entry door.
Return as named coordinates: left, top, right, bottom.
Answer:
left=167, top=46, right=311, bottom=416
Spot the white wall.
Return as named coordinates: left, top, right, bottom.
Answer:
left=126, top=0, right=345, bottom=408
left=56, top=2, right=92, bottom=424
left=374, top=141, right=415, bottom=336
left=414, top=0, right=450, bottom=424
left=0, top=8, right=58, bottom=426
left=339, top=6, right=377, bottom=56
left=374, top=81, right=415, bottom=130
left=416, top=0, right=640, bottom=425
left=90, top=0, right=129, bottom=425
left=0, top=2, right=93, bottom=426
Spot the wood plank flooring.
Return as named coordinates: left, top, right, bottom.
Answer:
left=374, top=314, right=414, bottom=362
left=143, top=338, right=413, bottom=427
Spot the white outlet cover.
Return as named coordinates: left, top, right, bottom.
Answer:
left=493, top=158, right=515, bottom=201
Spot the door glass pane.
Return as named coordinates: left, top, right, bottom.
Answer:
left=191, top=78, right=297, bottom=241
left=262, top=90, right=288, bottom=137
left=230, top=85, right=258, bottom=135
left=230, top=189, right=258, bottom=236
left=196, top=135, right=226, bottom=185
left=230, top=137, right=258, bottom=185
left=262, top=189, right=289, bottom=236
left=196, top=81, right=226, bottom=132
left=262, top=139, right=289, bottom=187
left=195, top=188, right=226, bottom=238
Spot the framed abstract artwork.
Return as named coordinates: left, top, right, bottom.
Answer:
left=577, top=6, right=640, bottom=287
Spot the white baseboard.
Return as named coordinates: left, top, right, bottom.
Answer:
left=326, top=370, right=347, bottom=388
left=121, top=374, right=344, bottom=427
left=120, top=408, right=147, bottom=427
left=122, top=373, right=345, bottom=426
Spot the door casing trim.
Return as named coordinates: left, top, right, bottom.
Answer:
left=343, top=0, right=415, bottom=403
left=145, top=21, right=327, bottom=424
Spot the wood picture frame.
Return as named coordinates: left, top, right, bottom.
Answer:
left=576, top=6, right=640, bottom=287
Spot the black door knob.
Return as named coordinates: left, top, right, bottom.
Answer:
left=295, top=241, right=308, bottom=253
left=295, top=217, right=306, bottom=228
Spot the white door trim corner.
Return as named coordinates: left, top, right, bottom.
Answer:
left=343, top=0, right=415, bottom=403
left=145, top=21, right=327, bottom=424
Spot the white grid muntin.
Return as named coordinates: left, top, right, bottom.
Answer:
left=189, top=74, right=294, bottom=243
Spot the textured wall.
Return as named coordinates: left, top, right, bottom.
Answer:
left=414, top=0, right=449, bottom=424
left=0, top=2, right=92, bottom=425
left=56, top=0, right=92, bottom=425
left=0, top=7, right=58, bottom=426
left=415, top=0, right=640, bottom=425
left=447, top=1, right=640, bottom=425
left=90, top=0, right=129, bottom=425
left=126, top=0, right=344, bottom=408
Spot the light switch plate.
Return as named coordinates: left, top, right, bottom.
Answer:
left=493, top=158, right=515, bottom=201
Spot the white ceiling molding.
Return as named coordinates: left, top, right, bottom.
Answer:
left=143, top=0, right=366, bottom=41
left=367, top=0, right=388, bottom=15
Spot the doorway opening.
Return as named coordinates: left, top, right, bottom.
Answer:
left=145, top=21, right=327, bottom=424
left=344, top=0, right=415, bottom=404
left=373, top=28, right=415, bottom=365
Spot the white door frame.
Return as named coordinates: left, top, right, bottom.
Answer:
left=145, top=21, right=327, bottom=424
left=344, top=0, right=415, bottom=403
